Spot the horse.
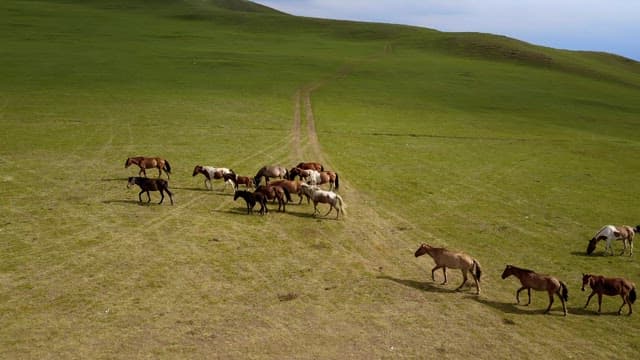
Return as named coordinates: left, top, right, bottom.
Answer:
left=582, top=274, right=636, bottom=315
left=125, top=156, right=171, bottom=179
left=501, top=265, right=568, bottom=316
left=254, top=185, right=289, bottom=212
left=414, top=243, right=482, bottom=295
left=223, top=172, right=254, bottom=190
left=295, top=162, right=324, bottom=172
left=290, top=168, right=340, bottom=191
left=269, top=179, right=308, bottom=204
left=587, top=225, right=634, bottom=256
left=254, top=165, right=288, bottom=186
left=233, top=190, right=267, bottom=215
left=127, top=176, right=174, bottom=205
left=300, top=183, right=345, bottom=219
left=192, top=165, right=235, bottom=190
left=287, top=167, right=314, bottom=181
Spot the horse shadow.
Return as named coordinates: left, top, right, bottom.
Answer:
left=377, top=275, right=456, bottom=294
left=102, top=199, right=154, bottom=206
left=469, top=296, right=570, bottom=317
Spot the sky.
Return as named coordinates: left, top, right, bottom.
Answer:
left=253, top=0, right=640, bottom=61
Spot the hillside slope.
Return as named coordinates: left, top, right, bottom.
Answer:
left=1, top=0, right=639, bottom=359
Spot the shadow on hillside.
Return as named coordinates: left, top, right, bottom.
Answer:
left=377, top=275, right=454, bottom=294
left=102, top=199, right=154, bottom=206
left=470, top=296, right=568, bottom=316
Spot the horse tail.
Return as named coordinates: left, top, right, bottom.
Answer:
left=163, top=160, right=172, bottom=174
left=630, top=287, right=637, bottom=304
left=473, top=259, right=482, bottom=282
left=283, top=187, right=292, bottom=202
left=559, top=281, right=569, bottom=302
left=334, top=173, right=340, bottom=190
left=336, top=194, right=346, bottom=216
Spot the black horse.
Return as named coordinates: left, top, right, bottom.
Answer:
left=127, top=176, right=174, bottom=205
left=234, top=190, right=268, bottom=215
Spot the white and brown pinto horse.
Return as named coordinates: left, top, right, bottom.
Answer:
left=125, top=156, right=172, bottom=179
left=254, top=165, right=288, bottom=186
left=587, top=225, right=634, bottom=256
left=414, top=243, right=482, bottom=295
left=290, top=168, right=340, bottom=191
left=192, top=165, right=235, bottom=190
left=300, top=183, right=345, bottom=219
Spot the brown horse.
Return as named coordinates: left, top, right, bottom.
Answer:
left=127, top=176, right=174, bottom=205
left=125, top=156, right=172, bottom=179
left=581, top=274, right=636, bottom=315
left=223, top=172, right=254, bottom=190
left=501, top=265, right=568, bottom=316
left=233, top=190, right=267, bottom=215
left=269, top=179, right=308, bottom=204
left=254, top=184, right=289, bottom=212
left=254, top=165, right=288, bottom=186
left=414, top=243, right=482, bottom=295
left=295, top=162, right=324, bottom=171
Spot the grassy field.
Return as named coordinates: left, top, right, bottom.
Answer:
left=2, top=0, right=640, bottom=358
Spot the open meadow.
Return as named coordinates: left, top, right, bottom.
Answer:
left=1, top=0, right=640, bottom=358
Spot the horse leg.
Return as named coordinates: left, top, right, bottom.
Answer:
left=584, top=291, right=596, bottom=309
left=138, top=190, right=144, bottom=203
left=544, top=291, right=554, bottom=314
left=456, top=269, right=468, bottom=291
left=441, top=267, right=448, bottom=285
left=617, top=295, right=627, bottom=315
left=158, top=167, right=162, bottom=178
left=323, top=205, right=333, bottom=217
left=431, top=265, right=442, bottom=282
left=597, top=293, right=603, bottom=313
left=516, top=287, right=527, bottom=304
left=158, top=190, right=165, bottom=204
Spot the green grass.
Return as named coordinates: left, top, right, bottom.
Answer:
left=1, top=0, right=640, bottom=358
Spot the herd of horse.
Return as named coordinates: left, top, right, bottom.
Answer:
left=125, top=156, right=636, bottom=316
left=125, top=156, right=344, bottom=218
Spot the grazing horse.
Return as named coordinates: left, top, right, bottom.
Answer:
left=223, top=172, right=254, bottom=190
left=501, top=265, right=568, bottom=316
left=127, top=176, right=174, bottom=205
left=587, top=225, right=634, bottom=256
left=414, top=243, right=482, bottom=294
left=233, top=190, right=267, bottom=215
left=269, top=179, right=308, bottom=204
left=254, top=185, right=289, bottom=212
left=192, top=165, right=235, bottom=190
left=582, top=274, right=636, bottom=315
left=254, top=165, right=288, bottom=186
left=295, top=162, right=324, bottom=171
left=300, top=183, right=345, bottom=219
left=125, top=156, right=172, bottom=179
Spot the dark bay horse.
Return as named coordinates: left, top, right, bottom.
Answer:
left=501, top=265, right=568, bottom=316
left=223, top=172, right=254, bottom=190
left=414, top=243, right=482, bottom=295
left=254, top=165, right=288, bottom=186
left=587, top=225, right=634, bottom=256
left=127, top=176, right=174, bottom=205
left=233, top=190, right=267, bottom=215
left=125, top=156, right=171, bottom=179
left=254, top=185, right=289, bottom=212
left=582, top=274, right=636, bottom=315
left=295, top=162, right=324, bottom=171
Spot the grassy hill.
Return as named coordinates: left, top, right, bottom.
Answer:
left=1, top=0, right=639, bottom=358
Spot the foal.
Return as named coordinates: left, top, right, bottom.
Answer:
left=127, top=176, right=174, bottom=205
left=414, top=243, right=482, bottom=295
left=501, top=265, right=568, bottom=316
left=581, top=274, right=636, bottom=315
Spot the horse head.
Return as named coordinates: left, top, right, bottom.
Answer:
left=414, top=243, right=429, bottom=257
left=586, top=238, right=597, bottom=255
left=125, top=158, right=133, bottom=168
left=192, top=165, right=202, bottom=177
left=126, top=177, right=135, bottom=188
left=501, top=265, right=513, bottom=279
left=581, top=273, right=593, bottom=291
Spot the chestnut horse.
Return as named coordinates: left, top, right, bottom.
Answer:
left=300, top=184, right=345, bottom=219
left=192, top=165, right=234, bottom=190
left=269, top=179, right=308, bottom=204
left=223, top=172, right=254, bottom=190
left=254, top=165, right=288, bottom=186
left=501, top=265, right=568, bottom=316
left=233, top=190, right=267, bottom=215
left=127, top=176, right=174, bottom=205
left=295, top=162, right=324, bottom=171
left=587, top=225, right=634, bottom=256
left=125, top=156, right=172, bottom=179
left=582, top=274, right=636, bottom=315
left=414, top=243, right=482, bottom=295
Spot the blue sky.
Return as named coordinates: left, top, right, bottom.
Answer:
left=253, top=0, right=640, bottom=61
